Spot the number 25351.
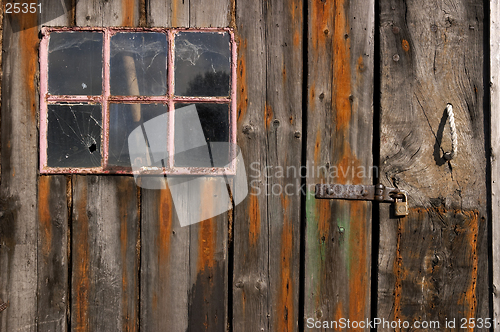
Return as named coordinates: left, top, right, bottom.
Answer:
left=5, top=3, right=42, bottom=14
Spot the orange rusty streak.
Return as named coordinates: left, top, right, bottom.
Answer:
left=332, top=0, right=351, bottom=133
left=293, top=29, right=300, bottom=48
left=17, top=13, right=38, bottom=122
left=348, top=201, right=368, bottom=331
left=309, top=83, right=316, bottom=114
left=264, top=102, right=273, bottom=130
left=357, top=55, right=364, bottom=72
left=462, top=211, right=478, bottom=332
left=313, top=129, right=322, bottom=165
left=197, top=180, right=217, bottom=272
left=402, top=39, right=410, bottom=52
left=277, top=195, right=294, bottom=332
left=157, top=187, right=173, bottom=269
left=248, top=190, right=261, bottom=247
left=121, top=0, right=135, bottom=27
left=75, top=180, right=90, bottom=332
left=311, top=0, right=332, bottom=52
left=282, top=63, right=287, bottom=85
left=237, top=39, right=248, bottom=123
left=333, top=303, right=343, bottom=331
left=38, top=176, right=52, bottom=258
left=171, top=0, right=179, bottom=27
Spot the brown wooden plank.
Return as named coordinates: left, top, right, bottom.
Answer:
left=378, top=0, right=489, bottom=329
left=232, top=0, right=303, bottom=331
left=37, top=176, right=69, bottom=332
left=36, top=4, right=72, bottom=331
left=69, top=3, right=141, bottom=332
left=71, top=176, right=139, bottom=332
left=141, top=2, right=230, bottom=331
left=303, top=0, right=375, bottom=329
left=491, top=2, right=500, bottom=329
left=0, top=4, right=39, bottom=331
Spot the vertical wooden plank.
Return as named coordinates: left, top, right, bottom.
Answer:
left=70, top=2, right=140, bottom=331
left=378, top=0, right=488, bottom=329
left=492, top=1, right=500, bottom=329
left=36, top=3, right=72, bottom=331
left=304, top=0, right=375, bottom=329
left=71, top=176, right=139, bottom=332
left=0, top=4, right=39, bottom=331
left=233, top=0, right=303, bottom=331
left=37, top=176, right=69, bottom=332
left=141, top=2, right=230, bottom=331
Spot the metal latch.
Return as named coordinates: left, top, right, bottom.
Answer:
left=315, top=183, right=408, bottom=217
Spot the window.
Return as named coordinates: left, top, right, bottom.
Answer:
left=39, top=27, right=236, bottom=175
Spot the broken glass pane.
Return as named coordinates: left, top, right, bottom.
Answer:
left=175, top=32, right=231, bottom=97
left=47, top=104, right=102, bottom=167
left=174, top=103, right=230, bottom=167
left=110, top=33, right=168, bottom=96
left=48, top=32, right=103, bottom=95
left=109, top=103, right=168, bottom=167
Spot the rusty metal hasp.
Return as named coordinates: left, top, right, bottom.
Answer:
left=315, top=183, right=409, bottom=216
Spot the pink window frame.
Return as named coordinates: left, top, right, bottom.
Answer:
left=39, top=26, right=237, bottom=175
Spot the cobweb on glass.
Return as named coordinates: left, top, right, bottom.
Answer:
left=47, top=104, right=102, bottom=168
left=110, top=32, right=167, bottom=96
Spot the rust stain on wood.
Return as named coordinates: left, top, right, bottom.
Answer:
left=248, top=190, right=261, bottom=247
left=277, top=195, right=294, bottom=332
left=157, top=187, right=173, bottom=268
left=16, top=13, right=38, bottom=122
left=402, top=39, right=410, bottom=52
left=393, top=215, right=404, bottom=324
left=332, top=0, right=351, bottom=133
left=264, top=102, right=273, bottom=130
left=74, top=181, right=90, bottom=332
left=348, top=201, right=368, bottom=328
left=38, top=176, right=52, bottom=258
left=459, top=211, right=479, bottom=331
left=309, top=83, right=315, bottom=114
left=237, top=39, right=248, bottom=123
left=171, top=0, right=181, bottom=27
left=311, top=0, right=331, bottom=51
left=197, top=181, right=217, bottom=272
left=121, top=0, right=136, bottom=27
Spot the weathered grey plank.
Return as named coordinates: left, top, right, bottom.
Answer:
left=378, top=0, right=488, bottom=329
left=71, top=176, right=139, bottom=332
left=232, top=0, right=303, bottom=331
left=36, top=4, right=72, bottom=331
left=69, top=3, right=141, bottom=332
left=37, top=176, right=69, bottom=332
left=141, top=2, right=230, bottom=331
left=0, top=6, right=39, bottom=332
left=492, top=2, right=500, bottom=329
left=303, top=0, right=375, bottom=330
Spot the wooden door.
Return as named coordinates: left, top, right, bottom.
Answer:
left=0, top=0, right=492, bottom=331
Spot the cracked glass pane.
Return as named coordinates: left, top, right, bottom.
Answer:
left=48, top=31, right=103, bottom=95
left=109, top=103, right=168, bottom=167
left=174, top=103, right=230, bottom=167
left=110, top=32, right=168, bottom=96
left=175, top=32, right=231, bottom=97
left=47, top=104, right=102, bottom=167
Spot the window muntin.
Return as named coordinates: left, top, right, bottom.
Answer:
left=39, top=27, right=236, bottom=175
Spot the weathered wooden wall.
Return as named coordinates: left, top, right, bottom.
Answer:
left=0, top=0, right=495, bottom=331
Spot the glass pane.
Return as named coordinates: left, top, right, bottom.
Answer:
left=110, top=33, right=167, bottom=96
left=48, top=31, right=103, bottom=95
left=47, top=104, right=102, bottom=167
left=109, top=103, right=168, bottom=167
left=174, top=103, right=230, bottom=167
left=175, top=32, right=231, bottom=97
